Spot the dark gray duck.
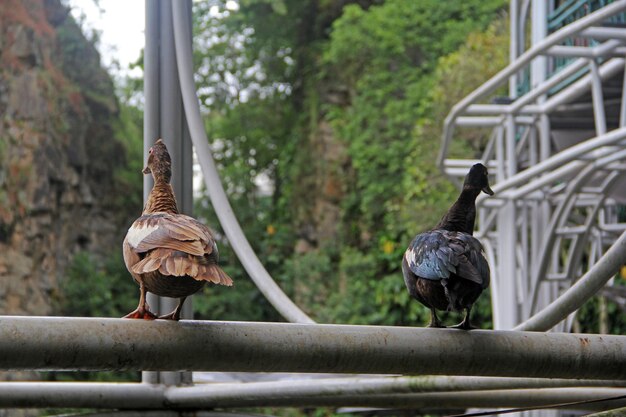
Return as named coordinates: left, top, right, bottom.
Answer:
left=402, top=163, right=493, bottom=329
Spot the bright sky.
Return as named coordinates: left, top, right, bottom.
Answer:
left=67, top=0, right=145, bottom=78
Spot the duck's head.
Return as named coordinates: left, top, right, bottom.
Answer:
left=143, top=138, right=172, bottom=183
left=465, top=163, right=494, bottom=196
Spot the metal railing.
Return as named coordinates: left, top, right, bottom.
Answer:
left=1, top=316, right=626, bottom=410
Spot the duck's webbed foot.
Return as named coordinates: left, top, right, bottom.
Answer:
left=427, top=308, right=446, bottom=328
left=451, top=307, right=475, bottom=330
left=123, top=283, right=157, bottom=320
left=123, top=306, right=157, bottom=320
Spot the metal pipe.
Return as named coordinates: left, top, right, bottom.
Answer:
left=167, top=376, right=626, bottom=408
left=546, top=40, right=624, bottom=58
left=456, top=116, right=503, bottom=126
left=158, top=0, right=188, bottom=387
left=0, top=383, right=164, bottom=409
left=590, top=59, right=608, bottom=136
left=64, top=413, right=265, bottom=417
left=143, top=0, right=160, bottom=386
left=509, top=0, right=519, bottom=95
left=169, top=0, right=314, bottom=324
left=1, top=317, right=626, bottom=379
left=531, top=0, right=548, bottom=89
left=620, top=58, right=626, bottom=127
left=581, top=26, right=626, bottom=40
left=1, top=381, right=625, bottom=410
left=168, top=388, right=626, bottom=410
left=542, top=58, right=625, bottom=114
left=211, top=388, right=626, bottom=410
left=510, top=57, right=588, bottom=113
left=516, top=229, right=626, bottom=331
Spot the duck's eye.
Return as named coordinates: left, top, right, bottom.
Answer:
left=149, top=148, right=153, bottom=154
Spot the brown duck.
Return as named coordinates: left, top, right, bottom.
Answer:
left=402, top=163, right=493, bottom=329
left=123, top=139, right=232, bottom=320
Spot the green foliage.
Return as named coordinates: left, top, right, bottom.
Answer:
left=575, top=280, right=626, bottom=335
left=187, top=0, right=508, bottom=328
left=111, top=102, right=144, bottom=215
left=325, top=1, right=508, bottom=240
left=403, top=14, right=510, bottom=234
left=56, top=251, right=137, bottom=318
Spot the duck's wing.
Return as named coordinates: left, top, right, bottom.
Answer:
left=404, top=230, right=488, bottom=287
left=124, top=213, right=232, bottom=286
left=125, top=213, right=216, bottom=257
left=457, top=232, right=490, bottom=289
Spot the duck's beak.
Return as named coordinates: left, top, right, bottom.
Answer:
left=142, top=166, right=151, bottom=175
left=482, top=185, right=494, bottom=196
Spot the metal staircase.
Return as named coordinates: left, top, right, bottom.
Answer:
left=439, top=0, right=626, bottom=330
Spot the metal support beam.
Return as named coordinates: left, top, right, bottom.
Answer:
left=0, top=317, right=626, bottom=379
left=0, top=382, right=625, bottom=410
left=170, top=388, right=626, bottom=410
left=590, top=59, right=608, bottom=136
left=144, top=0, right=194, bottom=386
left=167, top=377, right=626, bottom=408
left=510, top=0, right=519, bottom=95
left=143, top=0, right=160, bottom=386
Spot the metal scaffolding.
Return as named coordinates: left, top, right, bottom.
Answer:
left=1, top=0, right=626, bottom=414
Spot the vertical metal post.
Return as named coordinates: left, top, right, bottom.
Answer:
left=510, top=0, right=519, bottom=96
left=144, top=0, right=194, bottom=386
left=143, top=0, right=159, bottom=385
left=620, top=59, right=626, bottom=127
left=530, top=0, right=547, bottom=90
left=590, top=59, right=607, bottom=136
left=494, top=117, right=519, bottom=330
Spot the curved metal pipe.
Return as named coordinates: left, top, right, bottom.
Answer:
left=528, top=164, right=608, bottom=316
left=515, top=229, right=626, bottom=331
left=170, top=1, right=313, bottom=324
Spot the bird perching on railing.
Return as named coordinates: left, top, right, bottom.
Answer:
left=122, top=139, right=232, bottom=321
left=402, top=163, right=493, bottom=329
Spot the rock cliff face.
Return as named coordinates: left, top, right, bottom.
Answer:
left=0, top=0, right=132, bottom=316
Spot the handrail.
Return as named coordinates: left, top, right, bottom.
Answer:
left=474, top=127, right=626, bottom=205
left=1, top=316, right=626, bottom=379
left=170, top=2, right=314, bottom=324
left=1, top=381, right=625, bottom=410
left=438, top=0, right=626, bottom=168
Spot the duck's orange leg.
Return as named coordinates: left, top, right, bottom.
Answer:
left=124, top=282, right=157, bottom=320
